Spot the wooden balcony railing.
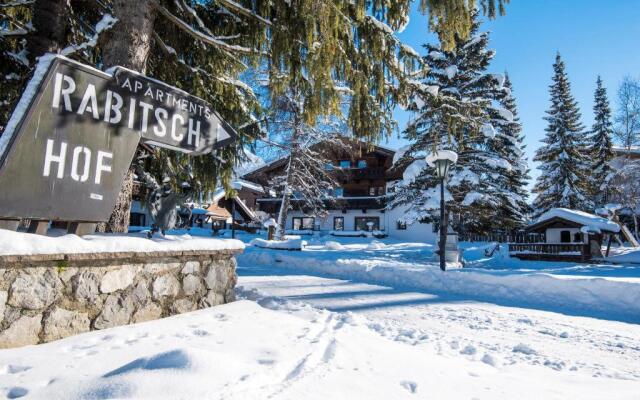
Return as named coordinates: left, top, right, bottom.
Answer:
left=508, top=243, right=589, bottom=255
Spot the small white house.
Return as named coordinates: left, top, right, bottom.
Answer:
left=510, top=208, right=621, bottom=261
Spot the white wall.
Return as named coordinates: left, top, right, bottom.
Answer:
left=546, top=228, right=587, bottom=244
left=386, top=204, right=437, bottom=243
left=285, top=206, right=437, bottom=244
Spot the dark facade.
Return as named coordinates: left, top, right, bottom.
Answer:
left=243, top=141, right=397, bottom=216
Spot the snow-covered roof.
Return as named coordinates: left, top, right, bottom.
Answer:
left=612, top=145, right=640, bottom=155
left=533, top=208, right=620, bottom=233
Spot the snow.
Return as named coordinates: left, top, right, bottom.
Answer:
left=535, top=208, right=621, bottom=233
left=0, top=229, right=244, bottom=256
left=481, top=122, right=497, bottom=138
left=235, top=150, right=265, bottom=177
left=2, top=233, right=640, bottom=398
left=462, top=192, right=484, bottom=206
left=0, top=54, right=55, bottom=161
left=494, top=105, right=514, bottom=122
left=250, top=237, right=306, bottom=250
left=401, top=159, right=426, bottom=183
left=445, top=65, right=458, bottom=79
left=61, top=14, right=117, bottom=56
left=392, top=144, right=410, bottom=165
left=263, top=218, right=277, bottom=228
left=3, top=297, right=637, bottom=399
left=425, top=150, right=458, bottom=167
left=239, top=237, right=640, bottom=323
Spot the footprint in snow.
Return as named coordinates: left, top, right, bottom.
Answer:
left=0, top=365, right=31, bottom=375
left=6, top=387, right=28, bottom=399
left=460, top=345, right=477, bottom=356
left=400, top=381, right=418, bottom=394
left=512, top=343, right=536, bottom=355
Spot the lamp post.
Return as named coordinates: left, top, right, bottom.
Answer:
left=231, top=181, right=243, bottom=239
left=426, top=151, right=458, bottom=271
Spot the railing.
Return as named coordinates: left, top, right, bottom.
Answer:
left=508, top=243, right=589, bottom=255
left=335, top=167, right=387, bottom=180
left=460, top=233, right=545, bottom=243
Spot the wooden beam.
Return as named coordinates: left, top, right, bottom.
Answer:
left=27, top=220, right=48, bottom=235
left=67, top=222, right=97, bottom=236
left=0, top=219, right=20, bottom=231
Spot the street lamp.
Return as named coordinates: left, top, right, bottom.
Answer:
left=426, top=150, right=458, bottom=271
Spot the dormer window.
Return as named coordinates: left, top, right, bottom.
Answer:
left=339, top=160, right=351, bottom=168
left=357, top=159, right=367, bottom=168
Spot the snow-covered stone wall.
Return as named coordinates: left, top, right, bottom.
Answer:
left=0, top=249, right=240, bottom=348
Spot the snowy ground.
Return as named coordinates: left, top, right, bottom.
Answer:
left=1, top=232, right=639, bottom=399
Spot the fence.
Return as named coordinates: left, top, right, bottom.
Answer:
left=459, top=233, right=545, bottom=243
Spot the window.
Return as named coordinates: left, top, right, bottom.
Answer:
left=396, top=221, right=407, bottom=230
left=292, top=217, right=315, bottom=230
left=325, top=163, right=334, bottom=170
left=574, top=232, right=583, bottom=242
left=369, top=187, right=376, bottom=196
left=334, top=187, right=344, bottom=198
left=369, top=186, right=384, bottom=196
left=560, top=230, right=571, bottom=243
left=355, top=216, right=380, bottom=231
left=130, top=212, right=146, bottom=227
left=357, top=159, right=367, bottom=168
left=334, top=217, right=344, bottom=231
left=339, top=160, right=351, bottom=168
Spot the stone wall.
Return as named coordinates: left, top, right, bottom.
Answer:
left=0, top=250, right=239, bottom=348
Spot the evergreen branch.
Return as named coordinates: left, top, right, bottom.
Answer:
left=156, top=4, right=261, bottom=55
left=216, top=0, right=272, bottom=26
left=0, top=0, right=34, bottom=8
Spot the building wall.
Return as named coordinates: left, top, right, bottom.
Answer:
left=285, top=205, right=437, bottom=244
left=546, top=228, right=587, bottom=244
left=386, top=204, right=437, bottom=243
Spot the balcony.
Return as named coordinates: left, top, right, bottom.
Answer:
left=333, top=166, right=387, bottom=180
left=256, top=195, right=387, bottom=212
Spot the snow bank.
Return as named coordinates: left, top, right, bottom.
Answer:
left=535, top=208, right=620, bottom=233
left=241, top=248, right=640, bottom=323
left=250, top=238, right=306, bottom=250
left=0, top=229, right=244, bottom=256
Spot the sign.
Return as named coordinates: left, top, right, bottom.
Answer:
left=0, top=55, right=237, bottom=222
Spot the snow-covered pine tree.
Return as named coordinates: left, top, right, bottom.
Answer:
left=486, top=74, right=531, bottom=229
left=589, top=76, right=615, bottom=207
left=390, top=14, right=520, bottom=234
left=533, top=53, right=592, bottom=216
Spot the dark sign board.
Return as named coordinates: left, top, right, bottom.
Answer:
left=0, top=55, right=237, bottom=222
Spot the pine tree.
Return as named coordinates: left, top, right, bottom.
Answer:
left=391, top=14, right=523, bottom=234
left=533, top=53, right=591, bottom=216
left=589, top=76, right=615, bottom=207
left=0, top=1, right=509, bottom=232
left=487, top=74, right=531, bottom=228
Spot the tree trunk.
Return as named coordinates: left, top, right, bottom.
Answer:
left=27, top=0, right=69, bottom=58
left=275, top=120, right=302, bottom=241
left=100, top=0, right=157, bottom=233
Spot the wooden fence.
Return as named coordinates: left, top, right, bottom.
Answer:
left=459, top=233, right=545, bottom=243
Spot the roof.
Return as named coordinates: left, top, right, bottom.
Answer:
left=206, top=204, right=232, bottom=220
left=527, top=208, right=620, bottom=234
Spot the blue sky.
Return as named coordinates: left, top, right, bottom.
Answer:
left=386, top=0, right=640, bottom=191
